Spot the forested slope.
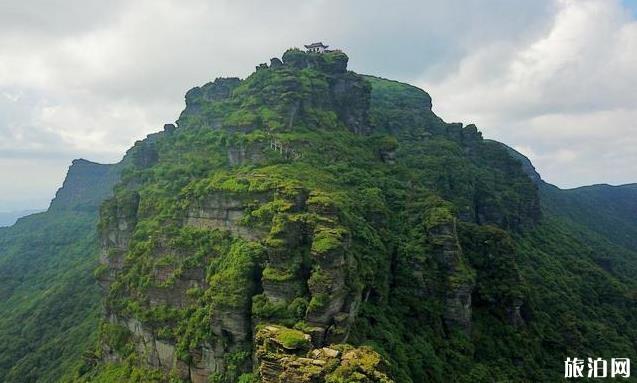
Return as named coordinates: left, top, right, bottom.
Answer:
left=75, top=49, right=636, bottom=382
left=0, top=47, right=634, bottom=383
left=0, top=159, right=121, bottom=382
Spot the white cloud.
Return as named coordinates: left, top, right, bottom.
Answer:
left=0, top=158, right=70, bottom=211
left=0, top=0, right=635, bottom=210
left=422, top=0, right=637, bottom=188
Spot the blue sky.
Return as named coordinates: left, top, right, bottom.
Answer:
left=0, top=0, right=636, bottom=211
left=623, top=0, right=637, bottom=15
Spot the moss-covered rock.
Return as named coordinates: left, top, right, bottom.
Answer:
left=255, top=326, right=392, bottom=383
left=77, top=45, right=637, bottom=383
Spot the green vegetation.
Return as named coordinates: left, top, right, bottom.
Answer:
left=324, top=346, right=393, bottom=383
left=541, top=182, right=637, bottom=252
left=0, top=161, right=121, bottom=382
left=71, top=361, right=163, bottom=383
left=87, top=49, right=635, bottom=382
left=2, top=48, right=635, bottom=383
left=274, top=327, right=310, bottom=349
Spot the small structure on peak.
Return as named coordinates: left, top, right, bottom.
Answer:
left=305, top=42, right=328, bottom=53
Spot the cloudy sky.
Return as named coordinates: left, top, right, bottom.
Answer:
left=1, top=0, right=636, bottom=211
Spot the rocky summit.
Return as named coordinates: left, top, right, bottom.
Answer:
left=57, top=47, right=637, bottom=382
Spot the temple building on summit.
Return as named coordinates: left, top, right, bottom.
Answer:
left=304, top=42, right=329, bottom=53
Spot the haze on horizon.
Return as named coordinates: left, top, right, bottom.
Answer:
left=1, top=0, right=636, bottom=212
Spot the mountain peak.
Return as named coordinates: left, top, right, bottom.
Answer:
left=178, top=47, right=371, bottom=134
left=49, top=159, right=121, bottom=211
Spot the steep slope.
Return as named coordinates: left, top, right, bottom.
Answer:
left=0, top=209, right=44, bottom=227
left=503, top=144, right=637, bottom=282
left=0, top=159, right=121, bottom=382
left=78, top=49, right=636, bottom=383
left=541, top=183, right=637, bottom=251
left=503, top=142, right=637, bottom=252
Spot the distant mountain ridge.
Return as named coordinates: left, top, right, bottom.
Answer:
left=49, top=159, right=122, bottom=212
left=0, top=159, right=122, bottom=382
left=0, top=209, right=44, bottom=227
left=502, top=143, right=637, bottom=252
left=541, top=182, right=637, bottom=251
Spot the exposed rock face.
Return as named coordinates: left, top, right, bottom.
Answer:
left=227, top=143, right=266, bottom=166
left=506, top=298, right=525, bottom=328
left=428, top=213, right=475, bottom=333
left=101, top=316, right=193, bottom=380
left=266, top=49, right=371, bottom=135
left=96, top=191, right=139, bottom=289
left=186, top=77, right=241, bottom=104
left=270, top=57, right=283, bottom=68
left=92, top=47, right=543, bottom=383
left=131, top=140, right=159, bottom=168
left=257, top=189, right=361, bottom=345
left=49, top=159, right=121, bottom=211
left=178, top=50, right=373, bottom=137
left=180, top=77, right=242, bottom=123
left=260, top=192, right=308, bottom=305
left=498, top=142, right=543, bottom=185
left=255, top=326, right=393, bottom=383
left=185, top=191, right=269, bottom=240
left=98, top=189, right=257, bottom=378
left=396, top=197, right=479, bottom=336
left=305, top=224, right=355, bottom=343
left=366, top=74, right=541, bottom=233
left=444, top=280, right=474, bottom=333
left=97, top=181, right=363, bottom=380
left=329, top=72, right=371, bottom=134
left=127, top=317, right=175, bottom=369
left=147, top=267, right=205, bottom=308
left=461, top=124, right=482, bottom=146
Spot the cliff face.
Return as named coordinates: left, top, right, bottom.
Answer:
left=90, top=48, right=542, bottom=382
left=97, top=51, right=387, bottom=378
left=92, top=50, right=537, bottom=382
left=49, top=159, right=122, bottom=211
left=86, top=47, right=632, bottom=383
